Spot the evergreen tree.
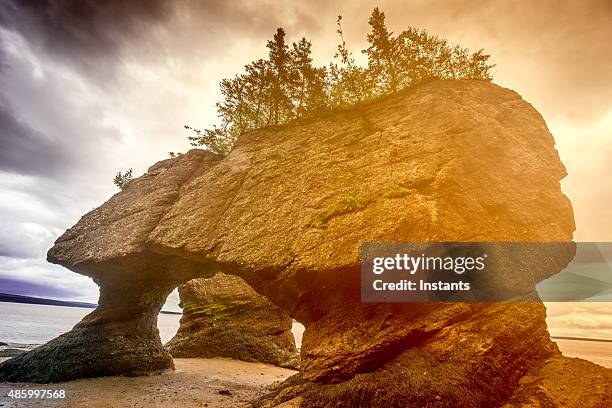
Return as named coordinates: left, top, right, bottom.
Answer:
left=291, top=38, right=327, bottom=117
left=186, top=8, right=494, bottom=154
left=364, top=7, right=399, bottom=93
left=267, top=28, right=293, bottom=125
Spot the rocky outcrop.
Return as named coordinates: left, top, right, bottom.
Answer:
left=2, top=79, right=608, bottom=406
left=0, top=150, right=222, bottom=382
left=146, top=80, right=605, bottom=406
left=0, top=281, right=177, bottom=383
left=166, top=274, right=299, bottom=369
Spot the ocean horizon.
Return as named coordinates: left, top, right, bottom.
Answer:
left=0, top=301, right=610, bottom=369
left=0, top=301, right=181, bottom=349
left=0, top=301, right=305, bottom=360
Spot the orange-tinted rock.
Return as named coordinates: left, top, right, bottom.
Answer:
left=4, top=80, right=608, bottom=406
left=166, top=274, right=298, bottom=369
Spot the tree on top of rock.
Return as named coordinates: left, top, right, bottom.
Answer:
left=291, top=38, right=327, bottom=118
left=327, top=15, right=374, bottom=109
left=186, top=7, right=494, bottom=154
left=267, top=28, right=293, bottom=125
left=113, top=168, right=133, bottom=190
left=364, top=7, right=400, bottom=94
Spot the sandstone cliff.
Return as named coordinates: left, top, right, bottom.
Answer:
left=166, top=274, right=299, bottom=369
left=1, top=79, right=608, bottom=407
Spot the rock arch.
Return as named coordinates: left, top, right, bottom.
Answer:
left=1, top=80, right=609, bottom=406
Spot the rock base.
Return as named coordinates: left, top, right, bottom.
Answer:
left=0, top=280, right=176, bottom=383
left=0, top=325, right=174, bottom=383
left=251, top=302, right=611, bottom=408
left=166, top=274, right=299, bottom=369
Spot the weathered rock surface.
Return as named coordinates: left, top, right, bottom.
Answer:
left=503, top=355, right=611, bottom=407
left=146, top=80, right=606, bottom=406
left=166, top=274, right=299, bottom=369
left=2, top=79, right=608, bottom=405
left=0, top=150, right=222, bottom=382
left=47, top=149, right=221, bottom=282
left=0, top=349, right=26, bottom=358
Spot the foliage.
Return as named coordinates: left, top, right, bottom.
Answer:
left=187, top=7, right=494, bottom=154
left=113, top=168, right=133, bottom=190
left=383, top=182, right=411, bottom=199
left=184, top=125, right=234, bottom=155
left=310, top=194, right=370, bottom=228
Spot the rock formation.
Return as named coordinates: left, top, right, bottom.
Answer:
left=0, top=150, right=222, bottom=382
left=1, top=79, right=608, bottom=406
left=166, top=274, right=299, bottom=369
left=148, top=80, right=608, bottom=407
left=146, top=79, right=595, bottom=406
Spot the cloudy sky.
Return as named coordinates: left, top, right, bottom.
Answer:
left=0, top=1, right=611, bottom=333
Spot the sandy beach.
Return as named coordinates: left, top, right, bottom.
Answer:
left=0, top=358, right=296, bottom=408
left=554, top=338, right=612, bottom=368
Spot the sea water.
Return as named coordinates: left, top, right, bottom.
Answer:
left=0, top=302, right=610, bottom=368
left=0, top=302, right=181, bottom=345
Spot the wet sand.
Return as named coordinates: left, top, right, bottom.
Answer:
left=555, top=338, right=612, bottom=368
left=0, top=341, right=609, bottom=408
left=0, top=358, right=296, bottom=408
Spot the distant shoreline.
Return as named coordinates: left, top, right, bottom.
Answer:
left=0, top=293, right=182, bottom=315
left=551, top=336, right=612, bottom=343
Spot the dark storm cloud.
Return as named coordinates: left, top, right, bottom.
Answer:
left=0, top=96, right=71, bottom=177
left=0, top=0, right=320, bottom=80
left=2, top=0, right=610, bottom=105
left=186, top=1, right=321, bottom=35
left=0, top=45, right=7, bottom=72
left=0, top=0, right=173, bottom=77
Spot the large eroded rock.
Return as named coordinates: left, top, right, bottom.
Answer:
left=145, top=80, right=605, bottom=406
left=0, top=150, right=222, bottom=382
left=2, top=79, right=608, bottom=405
left=166, top=274, right=299, bottom=369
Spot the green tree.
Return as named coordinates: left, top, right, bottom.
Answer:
left=241, top=58, right=273, bottom=130
left=328, top=15, right=374, bottom=109
left=113, top=168, right=133, bottom=190
left=186, top=8, right=494, bottom=154
left=185, top=125, right=234, bottom=154
left=267, top=28, right=293, bottom=125
left=364, top=7, right=399, bottom=93
left=393, top=26, right=494, bottom=84
left=291, top=38, right=328, bottom=117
